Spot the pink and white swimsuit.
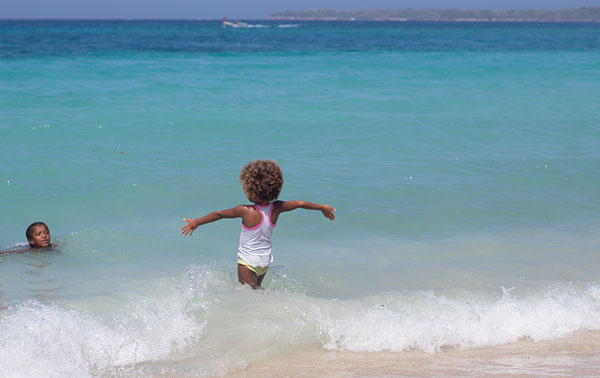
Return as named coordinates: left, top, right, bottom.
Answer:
left=237, top=203, right=275, bottom=267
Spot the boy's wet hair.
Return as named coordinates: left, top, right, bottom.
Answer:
left=26, top=221, right=49, bottom=241
left=239, top=159, right=284, bottom=203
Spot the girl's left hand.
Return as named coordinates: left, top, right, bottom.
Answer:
left=180, top=218, right=199, bottom=236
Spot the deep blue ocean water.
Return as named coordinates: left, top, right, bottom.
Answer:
left=1, top=20, right=600, bottom=376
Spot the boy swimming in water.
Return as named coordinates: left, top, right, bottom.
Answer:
left=0, top=222, right=56, bottom=255
left=180, top=159, right=335, bottom=289
left=26, top=222, right=56, bottom=249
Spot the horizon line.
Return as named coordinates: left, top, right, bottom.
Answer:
left=2, top=17, right=600, bottom=21
left=2, top=6, right=599, bottom=21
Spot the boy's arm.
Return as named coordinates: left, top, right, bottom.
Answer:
left=180, top=205, right=247, bottom=236
left=0, top=247, right=28, bottom=256
left=276, top=200, right=336, bottom=220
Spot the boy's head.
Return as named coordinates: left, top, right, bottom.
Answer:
left=26, top=222, right=51, bottom=249
left=239, top=159, right=284, bottom=203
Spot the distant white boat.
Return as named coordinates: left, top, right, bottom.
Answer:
left=222, top=18, right=248, bottom=28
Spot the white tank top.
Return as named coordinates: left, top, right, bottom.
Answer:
left=237, top=203, right=275, bottom=267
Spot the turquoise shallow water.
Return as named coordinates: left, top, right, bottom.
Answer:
left=1, top=20, right=600, bottom=376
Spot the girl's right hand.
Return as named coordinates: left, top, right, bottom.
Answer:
left=180, top=218, right=199, bottom=236
left=321, top=205, right=336, bottom=220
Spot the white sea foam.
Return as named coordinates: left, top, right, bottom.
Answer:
left=2, top=265, right=599, bottom=377
left=0, top=301, right=126, bottom=378
left=314, top=285, right=600, bottom=353
left=0, top=277, right=204, bottom=378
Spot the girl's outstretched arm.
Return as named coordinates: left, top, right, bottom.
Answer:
left=180, top=206, right=247, bottom=236
left=275, top=201, right=336, bottom=220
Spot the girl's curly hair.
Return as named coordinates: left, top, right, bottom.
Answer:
left=239, top=159, right=284, bottom=203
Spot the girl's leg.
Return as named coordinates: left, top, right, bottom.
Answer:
left=238, top=264, right=259, bottom=289
left=256, top=272, right=267, bottom=287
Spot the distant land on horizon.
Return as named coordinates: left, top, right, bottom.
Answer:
left=269, top=7, right=600, bottom=22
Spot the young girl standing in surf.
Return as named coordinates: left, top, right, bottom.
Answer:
left=180, top=159, right=335, bottom=289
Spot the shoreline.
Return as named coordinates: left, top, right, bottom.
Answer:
left=233, top=330, right=600, bottom=377
left=269, top=6, right=600, bottom=23
left=268, top=17, right=600, bottom=23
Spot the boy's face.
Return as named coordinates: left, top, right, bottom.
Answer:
left=28, top=225, right=51, bottom=248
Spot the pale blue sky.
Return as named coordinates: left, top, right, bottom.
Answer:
left=2, top=0, right=600, bottom=19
